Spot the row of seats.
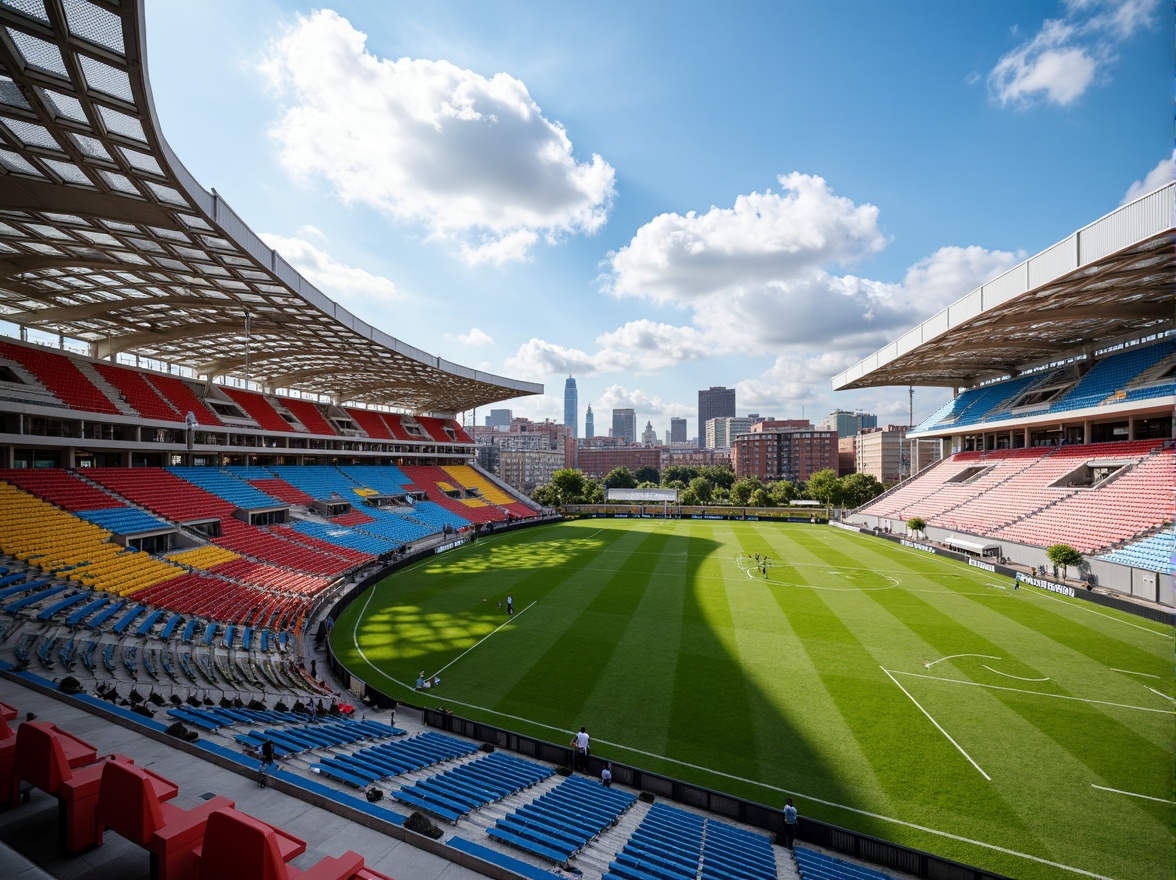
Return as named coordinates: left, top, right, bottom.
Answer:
left=488, top=773, right=637, bottom=864
left=603, top=801, right=776, bottom=880
left=913, top=337, right=1174, bottom=431
left=0, top=338, right=483, bottom=449
left=393, top=751, right=553, bottom=822
left=2, top=705, right=392, bottom=879
left=312, top=731, right=478, bottom=788
left=1097, top=531, right=1175, bottom=575
left=859, top=441, right=1172, bottom=553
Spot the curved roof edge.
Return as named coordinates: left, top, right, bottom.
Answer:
left=129, top=3, right=541, bottom=405
left=832, top=183, right=1175, bottom=392
left=0, top=0, right=539, bottom=415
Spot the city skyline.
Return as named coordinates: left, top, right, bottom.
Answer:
left=140, top=2, right=1167, bottom=430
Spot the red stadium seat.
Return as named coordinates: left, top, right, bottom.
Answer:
left=97, top=760, right=234, bottom=880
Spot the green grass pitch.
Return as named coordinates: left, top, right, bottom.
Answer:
left=330, top=519, right=1173, bottom=880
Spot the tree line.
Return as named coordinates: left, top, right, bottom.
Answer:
left=531, top=464, right=885, bottom=510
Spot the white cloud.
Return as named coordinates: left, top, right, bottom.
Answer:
left=456, top=328, right=494, bottom=346
left=505, top=338, right=596, bottom=378
left=988, top=1, right=1158, bottom=108
left=262, top=10, right=614, bottom=264
left=259, top=232, right=398, bottom=303
left=603, top=176, right=1018, bottom=358
left=609, top=173, right=886, bottom=306
left=597, top=384, right=689, bottom=419
left=1121, top=153, right=1174, bottom=204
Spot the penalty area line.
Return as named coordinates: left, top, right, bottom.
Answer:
left=881, top=666, right=990, bottom=780
left=430, top=601, right=537, bottom=679
left=1091, top=784, right=1175, bottom=805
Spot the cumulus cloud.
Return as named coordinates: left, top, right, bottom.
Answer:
left=1121, top=153, right=1174, bottom=204
left=456, top=328, right=494, bottom=346
left=609, top=173, right=886, bottom=305
left=505, top=338, right=597, bottom=378
left=603, top=176, right=1019, bottom=358
left=988, top=0, right=1158, bottom=108
left=597, top=384, right=690, bottom=419
left=259, top=232, right=398, bottom=303
left=262, top=10, right=614, bottom=265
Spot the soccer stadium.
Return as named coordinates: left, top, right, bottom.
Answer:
left=0, top=4, right=1169, bottom=880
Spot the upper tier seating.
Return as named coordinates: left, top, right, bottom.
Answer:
left=913, top=337, right=1175, bottom=433
left=0, top=339, right=120, bottom=415
left=344, top=407, right=392, bottom=439
left=401, top=466, right=500, bottom=524
left=415, top=416, right=459, bottom=443
left=238, top=476, right=316, bottom=506
left=221, top=387, right=295, bottom=432
left=94, top=362, right=181, bottom=421
left=280, top=397, right=337, bottom=435
left=146, top=374, right=223, bottom=426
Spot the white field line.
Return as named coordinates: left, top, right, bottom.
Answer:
left=370, top=685, right=1116, bottom=880
left=880, top=666, right=990, bottom=780
left=1145, top=686, right=1174, bottom=703
left=982, top=664, right=1049, bottom=682
left=925, top=653, right=1000, bottom=668
left=1020, top=587, right=1172, bottom=638
left=430, top=601, right=536, bottom=679
left=890, top=669, right=1172, bottom=715
left=1110, top=667, right=1160, bottom=679
left=1091, top=784, right=1176, bottom=805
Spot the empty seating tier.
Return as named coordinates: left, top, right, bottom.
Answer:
left=93, top=362, right=180, bottom=421
left=0, top=339, right=120, bottom=415
left=221, top=387, right=295, bottom=432
left=488, top=774, right=637, bottom=864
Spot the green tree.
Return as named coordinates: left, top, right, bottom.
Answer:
left=637, top=481, right=658, bottom=489
left=634, top=465, right=660, bottom=485
left=768, top=479, right=798, bottom=506
left=750, top=488, right=773, bottom=508
left=1046, top=543, right=1083, bottom=580
left=661, top=464, right=699, bottom=486
left=841, top=472, right=885, bottom=508
left=807, top=469, right=844, bottom=514
left=700, top=465, right=735, bottom=491
left=730, top=477, right=762, bottom=506
left=680, top=489, right=699, bottom=506
left=906, top=516, right=926, bottom=537
left=583, top=478, right=605, bottom=504
left=712, top=487, right=730, bottom=504
left=689, top=476, right=713, bottom=503
left=548, top=468, right=586, bottom=505
left=603, top=466, right=637, bottom=490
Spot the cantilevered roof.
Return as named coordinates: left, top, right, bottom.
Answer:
left=833, top=183, right=1175, bottom=391
left=0, top=0, right=541, bottom=414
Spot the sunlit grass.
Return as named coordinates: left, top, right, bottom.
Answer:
left=331, top=520, right=1173, bottom=880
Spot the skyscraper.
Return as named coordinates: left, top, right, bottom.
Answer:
left=585, top=403, right=594, bottom=438
left=826, top=409, right=877, bottom=438
left=564, top=376, right=578, bottom=438
left=697, top=386, right=735, bottom=448
left=612, top=408, right=637, bottom=444
left=669, top=417, right=687, bottom=443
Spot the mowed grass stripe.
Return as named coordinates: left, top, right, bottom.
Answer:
left=497, top=527, right=673, bottom=721
left=331, top=520, right=1172, bottom=880
left=580, top=524, right=698, bottom=758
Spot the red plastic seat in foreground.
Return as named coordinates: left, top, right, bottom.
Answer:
left=196, top=807, right=391, bottom=880
left=13, top=720, right=132, bottom=852
left=97, top=760, right=235, bottom=880
left=0, top=700, right=16, bottom=810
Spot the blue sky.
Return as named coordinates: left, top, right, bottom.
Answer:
left=143, top=0, right=1170, bottom=439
